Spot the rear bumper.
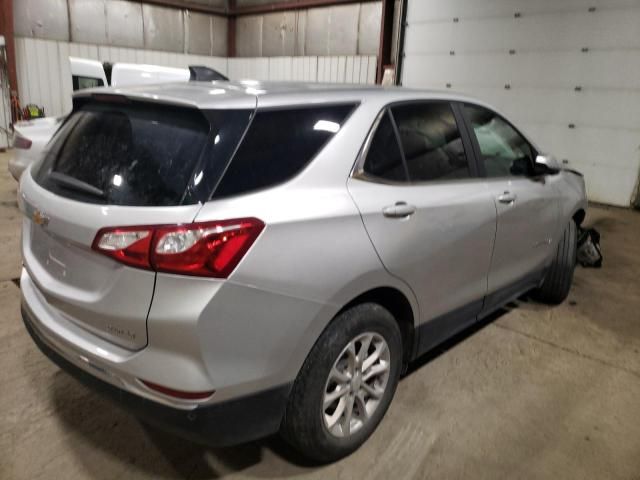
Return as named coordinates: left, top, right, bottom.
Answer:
left=23, top=306, right=292, bottom=446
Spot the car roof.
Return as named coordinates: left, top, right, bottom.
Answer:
left=74, top=80, right=489, bottom=110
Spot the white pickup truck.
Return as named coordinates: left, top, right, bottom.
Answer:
left=9, top=57, right=226, bottom=180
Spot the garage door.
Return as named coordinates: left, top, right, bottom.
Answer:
left=400, top=0, right=640, bottom=207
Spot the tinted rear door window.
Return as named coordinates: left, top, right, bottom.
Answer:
left=35, top=102, right=248, bottom=206
left=391, top=102, right=470, bottom=182
left=213, top=104, right=356, bottom=198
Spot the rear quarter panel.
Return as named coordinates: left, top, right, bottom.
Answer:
left=161, top=185, right=420, bottom=396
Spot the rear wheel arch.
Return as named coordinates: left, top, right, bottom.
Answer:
left=281, top=300, right=404, bottom=462
left=337, top=287, right=417, bottom=365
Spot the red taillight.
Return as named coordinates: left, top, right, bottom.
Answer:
left=92, top=226, right=153, bottom=269
left=140, top=379, right=215, bottom=400
left=91, top=93, right=131, bottom=104
left=12, top=133, right=32, bottom=149
left=92, top=218, right=264, bottom=278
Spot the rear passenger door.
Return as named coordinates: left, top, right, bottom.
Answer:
left=461, top=104, right=560, bottom=309
left=347, top=101, right=497, bottom=353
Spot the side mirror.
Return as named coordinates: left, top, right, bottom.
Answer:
left=535, top=154, right=561, bottom=174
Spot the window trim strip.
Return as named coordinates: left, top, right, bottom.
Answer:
left=387, top=108, right=411, bottom=181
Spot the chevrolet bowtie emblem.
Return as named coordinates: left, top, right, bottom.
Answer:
left=32, top=209, right=50, bottom=227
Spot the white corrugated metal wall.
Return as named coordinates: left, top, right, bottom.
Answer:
left=228, top=55, right=377, bottom=83
left=15, top=37, right=377, bottom=118
left=14, top=37, right=228, bottom=118
left=401, top=0, right=640, bottom=207
left=233, top=3, right=382, bottom=57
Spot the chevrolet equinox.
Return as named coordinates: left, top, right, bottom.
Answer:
left=19, top=81, right=587, bottom=462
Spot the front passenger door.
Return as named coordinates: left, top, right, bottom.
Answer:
left=348, top=102, right=497, bottom=353
left=462, top=103, right=560, bottom=309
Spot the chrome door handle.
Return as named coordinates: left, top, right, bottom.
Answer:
left=382, top=202, right=416, bottom=218
left=497, top=192, right=517, bottom=204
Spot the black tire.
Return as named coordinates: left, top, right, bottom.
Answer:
left=280, top=303, right=402, bottom=463
left=533, top=220, right=577, bottom=304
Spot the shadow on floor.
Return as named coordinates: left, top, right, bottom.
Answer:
left=43, top=303, right=519, bottom=479
left=405, top=303, right=516, bottom=377
left=47, top=372, right=317, bottom=479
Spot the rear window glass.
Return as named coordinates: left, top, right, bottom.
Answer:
left=213, top=104, right=357, bottom=199
left=35, top=102, right=221, bottom=206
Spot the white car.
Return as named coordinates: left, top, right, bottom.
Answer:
left=9, top=116, right=64, bottom=181
left=9, top=58, right=226, bottom=180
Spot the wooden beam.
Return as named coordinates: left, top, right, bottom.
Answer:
left=116, top=0, right=381, bottom=17
left=376, top=0, right=395, bottom=83
left=395, top=0, right=407, bottom=86
left=0, top=0, right=18, bottom=118
left=232, top=0, right=379, bottom=16
left=227, top=0, right=236, bottom=57
left=128, top=0, right=226, bottom=15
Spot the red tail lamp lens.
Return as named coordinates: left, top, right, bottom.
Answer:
left=13, top=133, right=32, bottom=149
left=92, top=218, right=264, bottom=278
left=92, top=226, right=153, bottom=269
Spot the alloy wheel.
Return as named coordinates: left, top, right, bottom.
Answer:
left=322, top=332, right=391, bottom=438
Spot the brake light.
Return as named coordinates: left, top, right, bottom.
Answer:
left=92, top=218, right=264, bottom=278
left=91, top=93, right=131, bottom=104
left=93, top=226, right=153, bottom=269
left=12, top=133, right=32, bottom=149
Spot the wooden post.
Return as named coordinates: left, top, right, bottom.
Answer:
left=0, top=0, right=19, bottom=119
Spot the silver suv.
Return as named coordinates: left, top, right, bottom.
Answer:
left=19, top=82, right=587, bottom=462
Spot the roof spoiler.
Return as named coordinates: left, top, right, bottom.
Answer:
left=189, top=66, right=229, bottom=82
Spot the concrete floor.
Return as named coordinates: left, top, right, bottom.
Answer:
left=1, top=150, right=639, bottom=480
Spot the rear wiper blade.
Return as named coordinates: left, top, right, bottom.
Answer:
left=49, top=172, right=106, bottom=199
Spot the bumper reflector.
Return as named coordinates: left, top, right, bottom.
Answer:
left=140, top=379, right=215, bottom=401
